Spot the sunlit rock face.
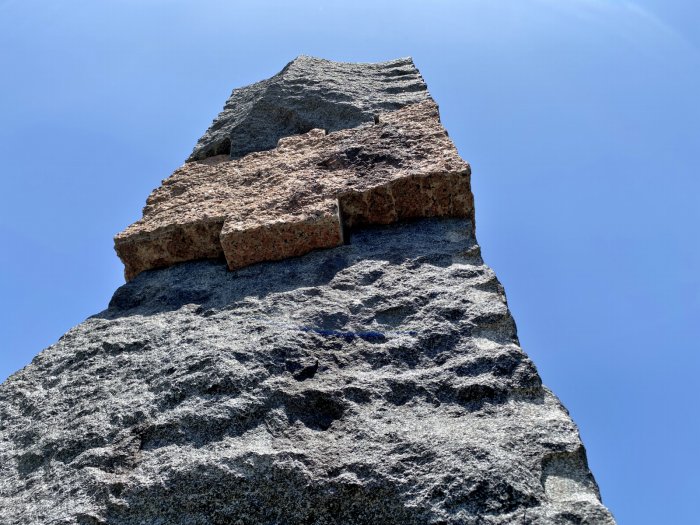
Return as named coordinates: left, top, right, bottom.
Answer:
left=0, top=57, right=615, bottom=524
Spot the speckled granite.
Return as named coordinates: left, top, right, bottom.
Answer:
left=115, top=101, right=472, bottom=281
left=187, top=55, right=431, bottom=161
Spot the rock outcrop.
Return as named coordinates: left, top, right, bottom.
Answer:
left=0, top=57, right=615, bottom=524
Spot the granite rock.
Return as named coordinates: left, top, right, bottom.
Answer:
left=0, top=56, right=615, bottom=524
left=115, top=101, right=472, bottom=281
left=187, top=55, right=431, bottom=161
left=0, top=219, right=615, bottom=524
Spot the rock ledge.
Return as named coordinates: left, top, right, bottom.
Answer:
left=188, top=55, right=431, bottom=161
left=115, top=101, right=472, bottom=281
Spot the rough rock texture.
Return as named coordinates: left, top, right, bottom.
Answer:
left=1, top=56, right=615, bottom=524
left=187, top=56, right=430, bottom=162
left=0, top=219, right=615, bottom=524
left=115, top=101, right=472, bottom=281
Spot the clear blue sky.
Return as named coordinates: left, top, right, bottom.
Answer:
left=1, top=1, right=698, bottom=522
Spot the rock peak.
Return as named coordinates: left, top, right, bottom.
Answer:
left=187, top=55, right=431, bottom=162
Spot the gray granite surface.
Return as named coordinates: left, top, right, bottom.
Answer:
left=0, top=219, right=615, bottom=524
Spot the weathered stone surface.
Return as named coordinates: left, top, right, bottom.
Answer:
left=1, top=56, right=615, bottom=524
left=115, top=101, right=472, bottom=281
left=187, top=55, right=431, bottom=161
left=0, top=219, right=615, bottom=524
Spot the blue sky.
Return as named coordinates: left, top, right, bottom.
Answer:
left=1, top=1, right=698, bottom=522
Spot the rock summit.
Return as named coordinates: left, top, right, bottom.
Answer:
left=0, top=57, right=615, bottom=524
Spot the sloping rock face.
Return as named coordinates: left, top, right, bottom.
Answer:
left=187, top=56, right=430, bottom=161
left=0, top=57, right=615, bottom=524
left=0, top=220, right=614, bottom=524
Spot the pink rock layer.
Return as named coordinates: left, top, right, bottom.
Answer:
left=114, top=101, right=473, bottom=281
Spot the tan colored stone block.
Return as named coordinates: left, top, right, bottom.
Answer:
left=114, top=101, right=473, bottom=280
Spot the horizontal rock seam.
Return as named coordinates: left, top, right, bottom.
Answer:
left=115, top=101, right=473, bottom=280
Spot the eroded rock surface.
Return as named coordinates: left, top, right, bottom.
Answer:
left=187, top=55, right=430, bottom=161
left=115, top=101, right=472, bottom=281
left=0, top=219, right=615, bottom=524
left=1, top=56, right=615, bottom=524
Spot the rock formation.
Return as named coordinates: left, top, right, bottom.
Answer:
left=0, top=57, right=615, bottom=524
